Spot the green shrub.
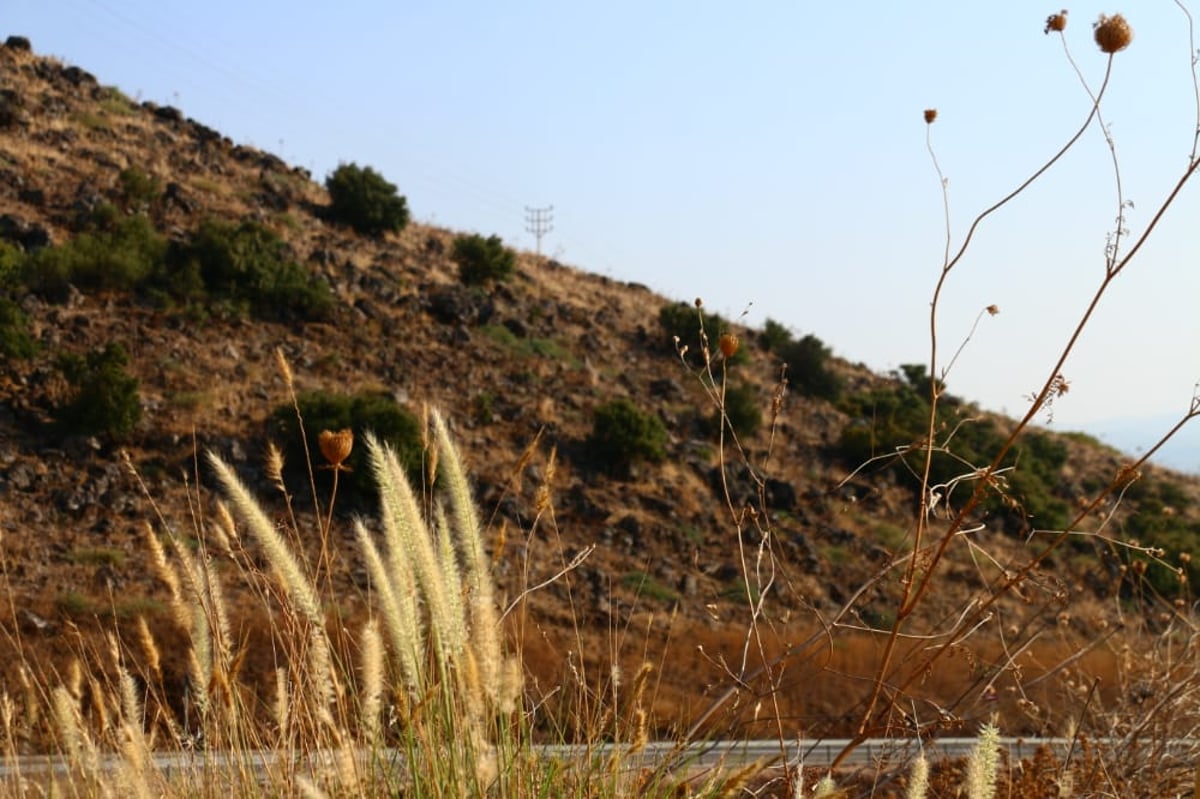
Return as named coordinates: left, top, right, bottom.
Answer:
left=0, top=297, right=36, bottom=359
left=324, top=162, right=410, bottom=237
left=53, top=343, right=142, bottom=439
left=659, top=301, right=746, bottom=364
left=22, top=213, right=166, bottom=299
left=714, top=381, right=762, bottom=437
left=757, top=317, right=793, bottom=352
left=0, top=240, right=22, bottom=287
left=837, top=378, right=1073, bottom=535
left=166, top=219, right=333, bottom=321
left=269, top=390, right=424, bottom=507
left=778, top=333, right=841, bottom=399
left=117, top=167, right=162, bottom=213
left=453, top=233, right=515, bottom=286
left=586, top=398, right=667, bottom=477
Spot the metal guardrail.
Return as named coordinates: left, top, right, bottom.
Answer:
left=0, top=737, right=1190, bottom=783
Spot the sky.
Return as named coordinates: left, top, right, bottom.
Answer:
left=7, top=1, right=1200, bottom=468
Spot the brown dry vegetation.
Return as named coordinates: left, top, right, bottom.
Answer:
left=2, top=25, right=1200, bottom=796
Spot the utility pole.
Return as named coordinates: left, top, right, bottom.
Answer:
left=524, top=205, right=554, bottom=257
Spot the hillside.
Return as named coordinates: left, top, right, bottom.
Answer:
left=2, top=35, right=1199, bottom=750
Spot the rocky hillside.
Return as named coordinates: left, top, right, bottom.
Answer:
left=2, top=36, right=1198, bottom=739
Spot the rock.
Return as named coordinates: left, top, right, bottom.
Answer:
left=426, top=286, right=494, bottom=326
left=0, top=214, right=50, bottom=250
left=765, top=478, right=797, bottom=510
left=60, top=66, right=96, bottom=87
left=153, top=104, right=183, bottom=123
left=649, top=377, right=684, bottom=399
left=19, top=609, right=54, bottom=636
left=502, top=317, right=529, bottom=338
left=0, top=88, right=22, bottom=128
left=163, top=182, right=194, bottom=213
left=18, top=187, right=45, bottom=206
left=6, top=461, right=36, bottom=491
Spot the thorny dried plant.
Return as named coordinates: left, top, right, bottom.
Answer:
left=673, top=7, right=1200, bottom=794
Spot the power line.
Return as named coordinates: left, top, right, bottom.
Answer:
left=524, top=205, right=554, bottom=257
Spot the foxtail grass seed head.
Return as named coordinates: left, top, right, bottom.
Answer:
left=1044, top=10, right=1068, bottom=34
left=273, top=346, right=294, bottom=388
left=1093, top=13, right=1132, bottom=53
left=923, top=108, right=937, bottom=124
left=907, top=750, right=930, bottom=799
left=319, top=428, right=354, bottom=471
left=718, top=332, right=740, bottom=359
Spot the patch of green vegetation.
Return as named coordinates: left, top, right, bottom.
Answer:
left=1118, top=475, right=1200, bottom=596
left=756, top=318, right=841, bottom=399
left=114, top=597, right=168, bottom=620
left=873, top=522, right=910, bottom=552
left=22, top=211, right=167, bottom=299
left=163, top=219, right=334, bottom=321
left=836, top=363, right=1071, bottom=535
left=55, top=590, right=94, bottom=617
left=325, top=162, right=409, bottom=237
left=53, top=343, right=142, bottom=440
left=621, top=571, right=679, bottom=604
left=0, top=296, right=37, bottom=358
left=585, top=398, right=668, bottom=477
left=168, top=390, right=211, bottom=410
left=453, top=233, right=516, bottom=286
left=720, top=578, right=762, bottom=605
left=98, top=86, right=136, bottom=115
left=472, top=390, right=497, bottom=424
left=71, top=111, right=110, bottom=131
left=658, top=301, right=748, bottom=365
left=1061, top=430, right=1106, bottom=447
left=481, top=324, right=579, bottom=366
left=269, top=389, right=425, bottom=508
left=711, top=381, right=762, bottom=437
left=117, top=166, right=162, bottom=213
left=68, top=547, right=127, bottom=567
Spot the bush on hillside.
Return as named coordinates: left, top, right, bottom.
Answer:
left=0, top=297, right=36, bottom=359
left=712, top=381, right=762, bottom=438
left=117, top=167, right=162, bottom=214
left=757, top=317, right=793, bottom=353
left=453, top=233, right=516, bottom=286
left=53, top=343, right=142, bottom=439
left=21, top=213, right=166, bottom=300
left=659, top=301, right=747, bottom=365
left=777, top=333, right=841, bottom=400
left=836, top=372, right=1072, bottom=536
left=324, top=162, right=410, bottom=237
left=165, top=219, right=334, bottom=321
left=269, top=390, right=425, bottom=507
left=586, top=398, right=667, bottom=477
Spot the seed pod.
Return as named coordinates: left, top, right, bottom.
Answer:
left=319, top=428, right=354, bottom=470
left=1044, top=11, right=1067, bottom=34
left=923, top=108, right=937, bottom=124
left=719, top=333, right=739, bottom=359
left=1094, top=14, right=1132, bottom=54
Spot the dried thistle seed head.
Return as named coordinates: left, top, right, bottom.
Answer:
left=718, top=333, right=740, bottom=359
left=923, top=108, right=937, bottom=124
left=1044, top=10, right=1068, bottom=34
left=318, top=428, right=354, bottom=470
left=1094, top=13, right=1132, bottom=53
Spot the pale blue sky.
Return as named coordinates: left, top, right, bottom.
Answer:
left=7, top=2, right=1200, bottom=466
